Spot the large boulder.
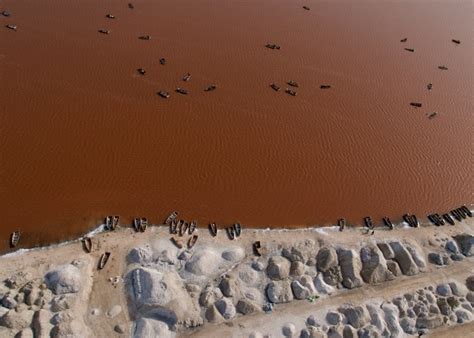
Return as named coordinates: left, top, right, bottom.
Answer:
left=406, top=246, right=426, bottom=269
left=236, top=299, right=259, bottom=315
left=215, top=298, right=236, bottom=320
left=316, top=247, right=338, bottom=272
left=453, top=234, right=474, bottom=256
left=199, top=285, right=223, bottom=307
left=266, top=256, right=290, bottom=280
left=360, top=246, right=394, bottom=284
left=184, top=248, right=221, bottom=276
left=32, top=309, right=52, bottom=338
left=300, top=275, right=317, bottom=294
left=45, top=264, right=83, bottom=295
left=386, top=260, right=401, bottom=277
left=291, top=280, right=311, bottom=300
left=445, top=240, right=460, bottom=254
left=376, top=243, right=395, bottom=260
left=337, top=249, right=362, bottom=289
left=415, top=314, right=444, bottom=329
left=219, top=276, right=238, bottom=297
left=382, top=303, right=403, bottom=337
left=133, top=318, right=173, bottom=338
left=389, top=242, right=419, bottom=276
left=266, top=280, right=293, bottom=303
left=337, top=306, right=369, bottom=329
left=313, top=274, right=335, bottom=294
left=455, top=309, right=473, bottom=323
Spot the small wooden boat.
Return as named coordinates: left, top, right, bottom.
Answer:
left=180, top=222, right=189, bottom=236
left=410, top=102, right=422, bottom=108
left=176, top=88, right=188, bottom=95
left=165, top=211, right=178, bottom=225
left=287, top=81, right=299, bottom=87
left=435, top=214, right=445, bottom=225
left=6, top=24, right=17, bottom=31
left=111, top=215, right=120, bottom=230
left=337, top=218, right=345, bottom=231
left=428, top=214, right=439, bottom=226
left=460, top=205, right=472, bottom=217
left=170, top=219, right=178, bottom=234
left=412, top=215, right=419, bottom=227
left=140, top=217, right=148, bottom=232
left=428, top=112, right=437, bottom=119
left=2, top=11, right=11, bottom=17
left=270, top=83, right=280, bottom=91
left=139, top=35, right=151, bottom=40
left=10, top=231, right=20, bottom=248
left=233, top=223, right=242, bottom=237
left=226, top=227, right=235, bottom=240
left=303, top=6, right=310, bottom=11
left=159, top=58, right=166, bottom=65
left=382, top=217, right=394, bottom=230
left=205, top=84, right=217, bottom=92
left=427, top=83, right=433, bottom=90
left=442, top=213, right=455, bottom=225
left=188, top=220, right=197, bottom=234
left=98, top=29, right=110, bottom=34
left=133, top=218, right=141, bottom=232
left=320, top=85, right=331, bottom=89
left=188, top=235, right=198, bottom=249
left=451, top=39, right=461, bottom=44
left=171, top=236, right=183, bottom=249
left=456, top=208, right=467, bottom=219
left=403, top=214, right=418, bottom=227
left=137, top=68, right=146, bottom=75
left=451, top=210, right=462, bottom=221
left=438, top=65, right=448, bottom=70
left=404, top=48, right=415, bottom=52
left=82, top=237, right=92, bottom=253
left=253, top=241, right=262, bottom=256
left=105, top=216, right=113, bottom=230
left=98, top=252, right=111, bottom=270
left=209, top=223, right=217, bottom=236
left=128, top=3, right=134, bottom=9
left=364, top=217, right=373, bottom=229
left=400, top=38, right=407, bottom=42
left=106, top=14, right=115, bottom=19
left=265, top=43, right=280, bottom=50
left=158, top=91, right=170, bottom=99
left=285, top=88, right=297, bottom=96
left=182, top=73, right=191, bottom=81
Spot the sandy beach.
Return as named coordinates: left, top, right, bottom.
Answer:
left=0, top=218, right=473, bottom=337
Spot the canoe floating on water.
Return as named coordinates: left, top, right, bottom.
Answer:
left=98, top=252, right=111, bottom=270
left=337, top=218, right=345, bottom=231
left=303, top=6, right=310, bottom=11
left=400, top=38, right=407, bottom=42
left=139, top=35, right=151, bottom=40
left=320, top=85, right=331, bottom=89
left=158, top=91, right=170, bottom=99
left=270, top=83, right=280, bottom=91
left=10, top=231, right=20, bottom=248
left=82, top=237, right=92, bottom=253
left=105, top=216, right=113, bottom=230
left=287, top=81, right=299, bottom=88
left=404, top=48, right=415, bottom=52
left=265, top=43, right=280, bottom=50
left=204, top=84, right=217, bottom=92
left=176, top=88, right=188, bottom=95
left=438, top=65, right=448, bottom=70
left=182, top=73, right=191, bottom=81
left=2, top=11, right=11, bottom=17
left=209, top=223, right=218, bottom=236
left=98, top=29, right=110, bottom=34
left=285, top=88, right=297, bottom=96
left=410, top=102, right=422, bottom=108
left=6, top=24, right=17, bottom=31
left=106, top=14, right=115, bottom=19
left=452, top=39, right=461, bottom=44
left=128, top=3, right=134, bottom=9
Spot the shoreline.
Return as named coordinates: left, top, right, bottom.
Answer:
left=0, top=217, right=472, bottom=337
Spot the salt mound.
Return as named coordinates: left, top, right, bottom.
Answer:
left=45, top=264, right=82, bottom=295
left=185, top=249, right=221, bottom=275
left=127, top=246, right=153, bottom=265
left=221, top=247, right=245, bottom=261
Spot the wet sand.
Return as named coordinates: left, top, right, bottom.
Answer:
left=0, top=0, right=473, bottom=251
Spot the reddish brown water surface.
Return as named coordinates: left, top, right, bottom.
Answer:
left=0, top=0, right=472, bottom=251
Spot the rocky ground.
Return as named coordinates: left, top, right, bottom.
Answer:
left=0, top=218, right=473, bottom=337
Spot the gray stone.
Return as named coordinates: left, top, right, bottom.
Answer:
left=306, top=315, right=319, bottom=327
left=416, top=314, right=443, bottom=329
left=305, top=326, right=325, bottom=338
left=466, top=291, right=474, bottom=303
left=221, top=247, right=245, bottom=261
left=239, top=265, right=259, bottom=285
left=282, top=246, right=309, bottom=263
left=437, top=297, right=452, bottom=316
left=449, top=281, right=468, bottom=297
left=323, top=265, right=343, bottom=286
left=266, top=256, right=291, bottom=280
left=342, top=325, right=357, bottom=338
left=51, top=311, right=73, bottom=325
left=461, top=302, right=473, bottom=312
left=107, top=305, right=122, bottom=318
left=219, top=277, right=238, bottom=297
left=282, top=322, right=296, bottom=337
left=199, top=285, right=223, bottom=307
left=45, top=264, right=82, bottom=295
left=306, top=258, right=316, bottom=267
left=377, top=243, right=395, bottom=259
left=399, top=317, right=416, bottom=334
left=366, top=304, right=385, bottom=332
left=205, top=305, right=223, bottom=323
left=266, top=280, right=293, bottom=303
left=429, top=304, right=440, bottom=315
left=357, top=325, right=380, bottom=338
left=215, top=298, right=236, bottom=320
left=248, top=332, right=264, bottom=338
left=436, top=284, right=452, bottom=297
left=389, top=242, right=419, bottom=276
left=1, top=295, right=17, bottom=309
left=291, top=280, right=311, bottom=300
left=338, top=306, right=369, bottom=329
left=466, top=276, right=474, bottom=291
left=133, top=318, right=173, bottom=338
left=184, top=248, right=221, bottom=275
left=327, top=325, right=343, bottom=338
left=326, top=311, right=344, bottom=325
left=455, top=308, right=473, bottom=323
left=337, top=249, right=362, bottom=289
left=447, top=296, right=460, bottom=309
left=360, top=246, right=394, bottom=284
left=178, top=250, right=193, bottom=261
left=290, top=261, right=306, bottom=277
left=114, top=324, right=126, bottom=334
left=0, top=310, right=34, bottom=330
left=446, top=240, right=460, bottom=254
left=50, top=295, right=75, bottom=312
left=300, top=275, right=317, bottom=294
left=316, top=247, right=338, bottom=272
left=251, top=261, right=265, bottom=271
left=313, top=273, right=335, bottom=294
left=236, top=299, right=259, bottom=315
left=32, top=309, right=52, bottom=338
left=15, top=328, right=34, bottom=338
left=386, top=260, right=401, bottom=277
left=406, top=246, right=426, bottom=269
left=453, top=234, right=474, bottom=256
left=451, top=254, right=464, bottom=261
left=382, top=303, right=403, bottom=337
left=127, top=246, right=153, bottom=264
left=428, top=252, right=446, bottom=266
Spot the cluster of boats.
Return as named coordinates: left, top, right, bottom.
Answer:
left=265, top=43, right=281, bottom=50
left=226, top=223, right=242, bottom=240
left=105, top=215, right=120, bottom=231
left=165, top=211, right=199, bottom=249
left=428, top=206, right=472, bottom=226
left=133, top=217, right=148, bottom=232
